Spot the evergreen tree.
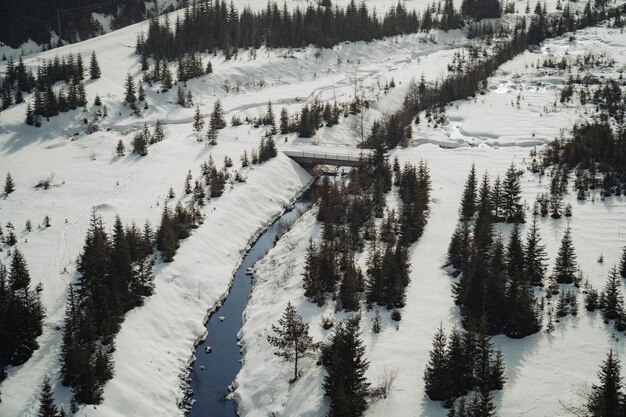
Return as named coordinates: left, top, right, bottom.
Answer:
left=116, top=140, right=125, bottom=157
left=424, top=324, right=450, bottom=401
left=4, top=172, right=15, bottom=195
left=89, top=51, right=101, bottom=79
left=280, top=107, right=290, bottom=134
left=156, top=205, right=178, bottom=262
left=209, top=99, right=226, bottom=130
left=461, top=0, right=502, bottom=19
left=267, top=301, right=318, bottom=382
left=552, top=227, right=578, bottom=284
left=459, top=164, right=477, bottom=221
left=153, top=120, right=165, bottom=143
left=37, top=376, right=62, bottom=417
left=3, top=249, right=44, bottom=366
left=184, top=170, right=193, bottom=194
left=192, top=105, right=204, bottom=134
left=176, top=85, right=186, bottom=106
left=619, top=246, right=626, bottom=278
left=523, top=218, right=548, bottom=286
left=25, top=101, right=36, bottom=125
left=585, top=350, right=625, bottom=417
left=371, top=310, right=382, bottom=333
left=502, top=163, right=524, bottom=223
left=322, top=315, right=369, bottom=417
left=601, top=267, right=623, bottom=321
left=489, top=175, right=503, bottom=221
left=137, top=82, right=145, bottom=101
left=124, top=73, right=136, bottom=104
left=265, top=100, right=277, bottom=134
left=132, top=132, right=148, bottom=156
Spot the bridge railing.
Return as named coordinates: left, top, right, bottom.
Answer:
left=282, top=149, right=369, bottom=163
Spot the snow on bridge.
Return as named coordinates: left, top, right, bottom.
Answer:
left=282, top=146, right=372, bottom=167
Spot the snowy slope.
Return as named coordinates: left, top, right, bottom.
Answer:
left=0, top=2, right=470, bottom=415
left=1, top=0, right=625, bottom=415
left=234, top=24, right=626, bottom=417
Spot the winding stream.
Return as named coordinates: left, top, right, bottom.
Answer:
left=186, top=184, right=315, bottom=417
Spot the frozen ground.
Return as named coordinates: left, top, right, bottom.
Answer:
left=234, top=24, right=626, bottom=417
left=1, top=2, right=625, bottom=417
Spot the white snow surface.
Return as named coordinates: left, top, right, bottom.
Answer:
left=1, top=2, right=626, bottom=417
left=234, top=24, right=626, bottom=417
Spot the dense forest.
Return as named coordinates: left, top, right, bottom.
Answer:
left=137, top=0, right=426, bottom=60
left=0, top=0, right=159, bottom=49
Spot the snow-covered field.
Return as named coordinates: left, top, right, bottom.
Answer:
left=234, top=24, right=626, bottom=417
left=1, top=0, right=626, bottom=415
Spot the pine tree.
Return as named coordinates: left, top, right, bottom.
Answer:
left=524, top=218, right=548, bottom=286
left=153, top=120, right=165, bottom=143
left=553, top=227, right=578, bottom=284
left=4, top=249, right=44, bottom=366
left=372, top=310, right=382, bottom=333
left=459, top=164, right=477, bottom=221
left=132, top=132, right=148, bottom=156
left=210, top=99, right=226, bottom=130
left=280, top=107, right=290, bottom=134
left=424, top=324, right=450, bottom=401
left=489, top=175, right=503, bottom=221
left=601, top=267, right=623, bottom=321
left=116, top=140, right=125, bottom=157
left=4, top=172, right=15, bottom=195
left=124, top=73, right=136, bottom=104
left=89, top=51, right=101, bottom=79
left=157, top=205, right=178, bottom=262
left=37, top=376, right=62, bottom=417
left=502, top=163, right=524, bottom=223
left=25, top=102, right=35, bottom=125
left=585, top=350, right=625, bottom=417
left=161, top=65, right=173, bottom=91
left=192, top=105, right=204, bottom=134
left=322, top=315, right=369, bottom=417
left=267, top=302, right=318, bottom=382
left=265, top=101, right=277, bottom=134
left=137, top=83, right=145, bottom=101
left=184, top=170, right=193, bottom=194
left=206, top=61, right=213, bottom=74
left=177, top=85, right=186, bottom=106
left=619, top=246, right=626, bottom=278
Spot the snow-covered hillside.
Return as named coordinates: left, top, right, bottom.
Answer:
left=1, top=0, right=626, bottom=416
left=234, top=24, right=626, bottom=417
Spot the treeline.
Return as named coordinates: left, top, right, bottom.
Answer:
left=0, top=0, right=149, bottom=48
left=303, top=148, right=431, bottom=315
left=136, top=0, right=423, bottom=61
left=424, top=324, right=505, bottom=411
left=0, top=250, right=44, bottom=392
left=447, top=165, right=543, bottom=338
left=366, top=1, right=625, bottom=149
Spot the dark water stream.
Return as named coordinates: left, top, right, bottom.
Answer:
left=186, top=185, right=314, bottom=417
